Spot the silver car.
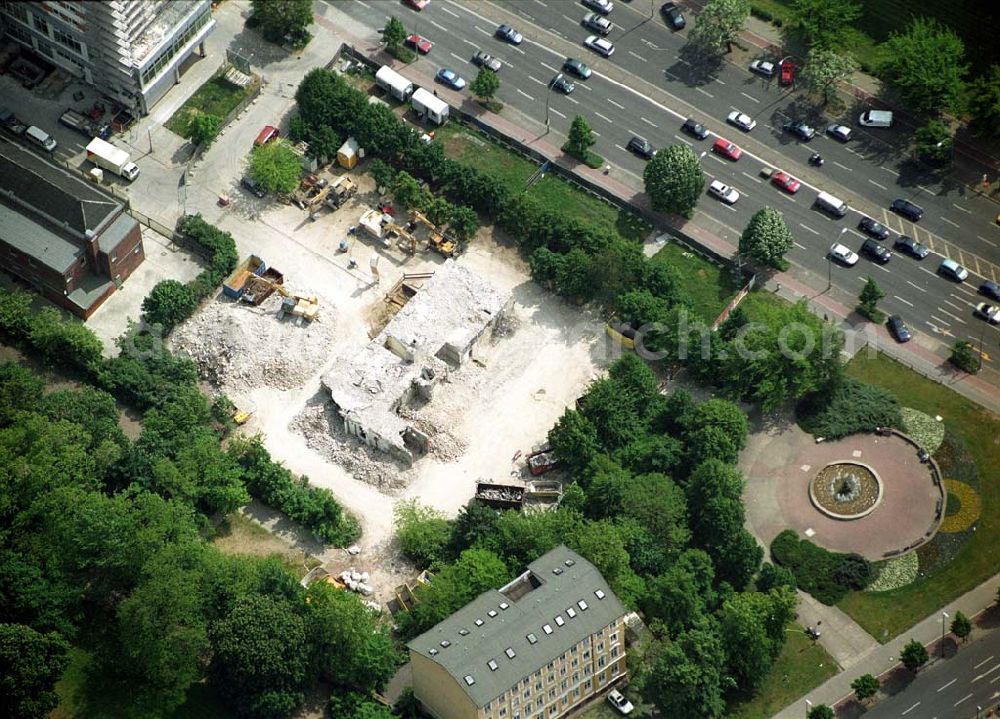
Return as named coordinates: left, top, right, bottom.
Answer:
left=826, top=123, right=852, bottom=142
left=727, top=110, right=757, bottom=132
left=708, top=180, right=740, bottom=204
left=829, top=243, right=859, bottom=266
left=583, top=12, right=613, bottom=35
left=749, top=59, right=776, bottom=77
left=583, top=35, right=615, bottom=57
left=472, top=50, right=502, bottom=73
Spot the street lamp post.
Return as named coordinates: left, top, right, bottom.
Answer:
left=805, top=699, right=813, bottom=718
left=545, top=73, right=563, bottom=132
left=941, top=611, right=949, bottom=658
left=828, top=227, right=847, bottom=290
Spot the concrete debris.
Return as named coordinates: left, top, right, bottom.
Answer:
left=168, top=294, right=335, bottom=395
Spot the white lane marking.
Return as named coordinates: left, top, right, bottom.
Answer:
left=930, top=314, right=951, bottom=327
left=517, top=10, right=535, bottom=21
left=715, top=78, right=726, bottom=85
left=676, top=56, right=691, bottom=65
left=868, top=179, right=888, bottom=190
left=972, top=662, right=1000, bottom=681
left=510, top=45, right=526, bottom=56
left=937, top=678, right=957, bottom=692
left=944, top=299, right=966, bottom=312
left=641, top=117, right=657, bottom=128
left=993, top=675, right=1000, bottom=684
left=740, top=92, right=760, bottom=104
left=533, top=0, right=546, bottom=6
left=920, top=267, right=939, bottom=279
left=561, top=14, right=576, bottom=24
left=696, top=87, right=714, bottom=98
left=953, top=203, right=972, bottom=214
left=450, top=52, right=467, bottom=64
left=741, top=171, right=763, bottom=184
left=614, top=144, right=628, bottom=153
left=516, top=88, right=535, bottom=100
left=799, top=223, right=820, bottom=235
left=550, top=107, right=566, bottom=119
left=460, top=38, right=477, bottom=47
left=608, top=98, right=625, bottom=110
left=793, top=241, right=807, bottom=249
left=978, top=235, right=998, bottom=248
left=528, top=75, right=545, bottom=86
left=565, top=95, right=579, bottom=104
left=974, top=656, right=995, bottom=669
left=628, top=51, right=648, bottom=62
left=834, top=161, right=852, bottom=171
left=777, top=192, right=797, bottom=202
left=473, top=25, right=490, bottom=37
left=902, top=702, right=920, bottom=715
left=872, top=263, right=890, bottom=273
left=907, top=280, right=927, bottom=292
left=674, top=134, right=693, bottom=146
left=591, top=129, right=600, bottom=136
left=708, top=154, right=728, bottom=165
left=430, top=20, right=447, bottom=31
left=441, top=6, right=459, bottom=17
left=918, top=185, right=936, bottom=195
left=881, top=166, right=899, bottom=176
left=577, top=82, right=591, bottom=91
left=594, top=111, right=613, bottom=123
left=548, top=27, right=566, bottom=39
left=954, top=283, right=977, bottom=298
left=540, top=61, right=557, bottom=72
left=894, top=295, right=914, bottom=307
left=941, top=217, right=960, bottom=228
left=954, top=693, right=973, bottom=706
left=356, top=0, right=370, bottom=6
left=938, top=309, right=967, bottom=324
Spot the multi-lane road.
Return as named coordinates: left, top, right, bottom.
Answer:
left=332, top=0, right=1000, bottom=360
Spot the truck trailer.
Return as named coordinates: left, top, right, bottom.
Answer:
left=85, top=137, right=140, bottom=181
left=59, top=109, right=111, bottom=140
left=410, top=88, right=449, bottom=125
left=375, top=65, right=415, bottom=101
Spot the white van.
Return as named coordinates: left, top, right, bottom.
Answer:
left=816, top=191, right=848, bottom=217
left=25, top=125, right=57, bottom=152
left=858, top=110, right=893, bottom=128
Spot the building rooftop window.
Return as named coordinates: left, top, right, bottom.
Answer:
left=555, top=616, right=565, bottom=626
left=459, top=628, right=470, bottom=636
left=577, top=600, right=588, bottom=611
left=499, top=602, right=509, bottom=610
left=595, top=589, right=606, bottom=600
left=488, top=659, right=499, bottom=671
left=464, top=675, right=475, bottom=686
left=475, top=619, right=484, bottom=626
left=440, top=640, right=451, bottom=648
left=429, top=648, right=438, bottom=655
left=552, top=567, right=563, bottom=575
left=566, top=607, right=577, bottom=618
left=527, top=633, right=538, bottom=644
left=505, top=647, right=516, bottom=659
left=488, top=609, right=498, bottom=617
left=564, top=559, right=575, bottom=566
left=542, top=624, right=553, bottom=634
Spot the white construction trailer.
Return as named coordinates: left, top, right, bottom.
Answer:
left=411, top=87, right=449, bottom=125
left=375, top=65, right=414, bottom=101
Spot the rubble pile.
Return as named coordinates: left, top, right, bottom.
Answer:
left=396, top=406, right=468, bottom=462
left=169, top=295, right=335, bottom=394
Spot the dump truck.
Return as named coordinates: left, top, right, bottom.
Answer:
left=223, top=255, right=267, bottom=299
left=85, top=137, right=139, bottom=181
left=59, top=108, right=111, bottom=140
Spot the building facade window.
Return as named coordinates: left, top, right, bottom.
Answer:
left=52, top=27, right=82, bottom=54
left=32, top=12, right=49, bottom=36
left=5, top=1, right=29, bottom=23
left=139, top=7, right=212, bottom=87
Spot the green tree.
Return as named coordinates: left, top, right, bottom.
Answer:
left=0, top=623, right=69, bottom=719
left=28, top=307, right=103, bottom=372
left=248, top=139, right=302, bottom=194
left=564, top=115, right=596, bottom=160
left=643, top=549, right=716, bottom=635
left=967, top=65, right=1000, bottom=137
left=0, top=362, right=43, bottom=423
left=900, top=639, right=929, bottom=672
left=949, top=340, right=981, bottom=373
left=881, top=18, right=967, bottom=115
left=645, top=625, right=727, bottom=719
left=643, top=144, right=705, bottom=218
left=621, top=473, right=690, bottom=557
left=210, top=594, right=310, bottom=718
left=951, top=611, right=972, bottom=642
left=394, top=499, right=451, bottom=568
left=368, top=158, right=397, bottom=192
left=857, top=277, right=886, bottom=322
left=756, top=562, right=797, bottom=592
left=554, top=248, right=595, bottom=302
left=382, top=16, right=406, bottom=49
left=448, top=500, right=500, bottom=556
left=142, top=280, right=196, bottom=333
left=689, top=0, right=750, bottom=55
left=808, top=705, right=835, bottom=719
left=189, top=113, right=222, bottom=147
left=801, top=47, right=859, bottom=106
left=251, top=0, right=313, bottom=43
left=470, top=67, right=500, bottom=103
left=914, top=119, right=954, bottom=166
left=851, top=673, right=879, bottom=703
left=424, top=196, right=453, bottom=227
left=739, top=207, right=794, bottom=269
left=790, top=0, right=861, bottom=48
left=448, top=205, right=479, bottom=242
left=718, top=588, right=797, bottom=693
left=329, top=691, right=396, bottom=719
left=392, top=170, right=424, bottom=211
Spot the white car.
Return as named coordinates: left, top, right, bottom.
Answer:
left=826, top=123, right=852, bottom=142
left=583, top=35, right=615, bottom=57
left=583, top=0, right=614, bottom=15
left=749, top=59, right=776, bottom=77
left=607, top=689, right=634, bottom=715
left=708, top=180, right=740, bottom=204
left=974, top=302, right=1000, bottom=324
left=727, top=110, right=757, bottom=132
left=830, top=243, right=859, bottom=266
left=583, top=12, right=613, bottom=35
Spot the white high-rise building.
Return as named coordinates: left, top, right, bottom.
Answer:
left=0, top=0, right=215, bottom=114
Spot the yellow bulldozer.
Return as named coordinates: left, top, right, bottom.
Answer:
left=241, top=274, right=320, bottom=322
left=408, top=209, right=457, bottom=258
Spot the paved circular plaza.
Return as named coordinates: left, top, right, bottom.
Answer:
left=741, top=421, right=941, bottom=560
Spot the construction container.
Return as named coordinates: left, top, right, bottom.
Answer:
left=376, top=65, right=415, bottom=101
left=337, top=136, right=360, bottom=169
left=223, top=255, right=267, bottom=299
left=411, top=88, right=449, bottom=125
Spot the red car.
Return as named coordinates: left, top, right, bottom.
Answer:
left=712, top=137, right=742, bottom=161
left=779, top=59, right=795, bottom=86
left=253, top=125, right=280, bottom=146
left=771, top=170, right=801, bottom=193
left=404, top=0, right=430, bottom=10
left=405, top=34, right=433, bottom=54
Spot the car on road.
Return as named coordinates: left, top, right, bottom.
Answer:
left=551, top=75, right=575, bottom=94
left=829, top=243, right=859, bottom=266
left=826, top=123, right=852, bottom=142
left=404, top=0, right=430, bottom=9
left=727, top=110, right=757, bottom=132
left=783, top=120, right=816, bottom=140
left=974, top=302, right=1000, bottom=324
left=770, top=171, right=801, bottom=193
left=563, top=58, right=592, bottom=79
left=583, top=12, right=613, bottom=35
left=861, top=239, right=892, bottom=263
left=0, top=108, right=27, bottom=136
left=660, top=2, right=686, bottom=30
left=712, top=137, right=742, bottom=160
left=405, top=34, right=433, bottom=54
left=241, top=175, right=266, bottom=198
left=980, top=280, right=1000, bottom=301
left=472, top=50, right=502, bottom=72
left=708, top=179, right=740, bottom=204
left=890, top=198, right=924, bottom=222
left=607, top=689, right=634, bottom=715
left=939, top=258, right=969, bottom=281
left=583, top=0, right=614, bottom=15
left=495, top=24, right=523, bottom=45
left=749, top=59, right=776, bottom=77
left=583, top=35, right=615, bottom=57
left=894, top=235, right=929, bottom=259
left=858, top=216, right=891, bottom=240
left=886, top=315, right=912, bottom=342
left=435, top=68, right=466, bottom=90
left=627, top=135, right=655, bottom=160
left=682, top=118, right=709, bottom=140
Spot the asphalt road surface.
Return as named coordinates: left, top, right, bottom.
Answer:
left=331, top=0, right=1000, bottom=358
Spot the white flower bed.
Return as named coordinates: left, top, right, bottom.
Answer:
left=902, top=407, right=945, bottom=453
left=867, top=552, right=919, bottom=593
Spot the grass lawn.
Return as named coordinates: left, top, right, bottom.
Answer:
left=650, top=242, right=739, bottom=323
left=836, top=352, right=1000, bottom=640
left=727, top=628, right=839, bottom=719
left=165, top=75, right=251, bottom=139
left=212, top=511, right=321, bottom=581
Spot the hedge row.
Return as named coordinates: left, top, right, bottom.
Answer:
left=771, top=529, right=873, bottom=604
left=293, top=68, right=687, bottom=308
left=797, top=376, right=903, bottom=440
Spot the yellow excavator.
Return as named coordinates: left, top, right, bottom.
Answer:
left=241, top=274, right=320, bottom=322
left=408, top=209, right=456, bottom=258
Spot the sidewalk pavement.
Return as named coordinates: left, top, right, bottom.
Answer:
left=771, top=573, right=1000, bottom=718
left=795, top=590, right=879, bottom=671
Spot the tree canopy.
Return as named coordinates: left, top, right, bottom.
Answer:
left=690, top=0, right=750, bottom=55
left=880, top=17, right=967, bottom=115
left=643, top=144, right=705, bottom=218
left=248, top=140, right=303, bottom=194
left=790, top=0, right=862, bottom=49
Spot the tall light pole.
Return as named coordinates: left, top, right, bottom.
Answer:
left=828, top=227, right=847, bottom=290
left=941, top=611, right=949, bottom=657
left=805, top=699, right=813, bottom=718
left=545, top=73, right=563, bottom=133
